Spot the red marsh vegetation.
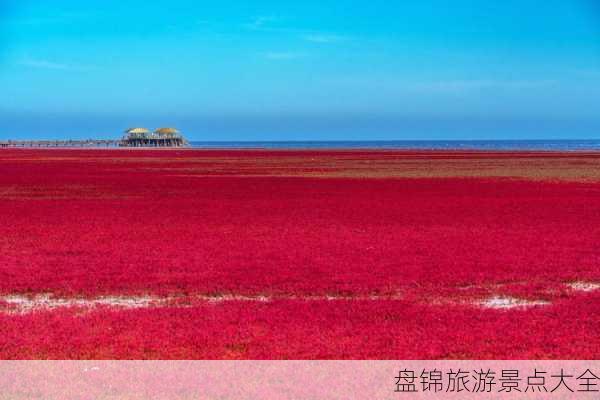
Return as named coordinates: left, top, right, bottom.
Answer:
left=1, top=149, right=599, bottom=358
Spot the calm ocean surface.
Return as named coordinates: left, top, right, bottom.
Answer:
left=189, top=140, right=600, bottom=151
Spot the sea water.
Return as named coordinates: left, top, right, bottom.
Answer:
left=189, top=139, right=600, bottom=151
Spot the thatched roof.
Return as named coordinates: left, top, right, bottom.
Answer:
left=125, top=127, right=150, bottom=134
left=154, top=127, right=180, bottom=136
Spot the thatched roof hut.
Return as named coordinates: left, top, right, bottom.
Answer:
left=154, top=127, right=181, bottom=138
left=120, top=127, right=188, bottom=147
left=126, top=127, right=150, bottom=134
left=124, top=127, right=150, bottom=139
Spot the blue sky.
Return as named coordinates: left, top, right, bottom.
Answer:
left=1, top=0, right=599, bottom=140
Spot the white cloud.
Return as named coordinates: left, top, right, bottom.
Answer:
left=244, top=16, right=349, bottom=44
left=326, top=76, right=558, bottom=95
left=7, top=12, right=89, bottom=27
left=19, top=59, right=71, bottom=70
left=18, top=58, right=95, bottom=71
left=244, top=16, right=280, bottom=30
left=407, top=79, right=557, bottom=93
left=263, top=52, right=305, bottom=60
left=302, top=34, right=348, bottom=43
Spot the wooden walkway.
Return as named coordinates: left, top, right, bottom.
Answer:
left=0, top=140, right=120, bottom=148
left=0, top=139, right=188, bottom=148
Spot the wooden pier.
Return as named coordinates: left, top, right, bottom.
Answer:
left=118, top=137, right=187, bottom=147
left=0, top=139, right=120, bottom=148
left=1, top=127, right=189, bottom=148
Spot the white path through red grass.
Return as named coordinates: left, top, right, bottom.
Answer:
left=2, top=281, right=598, bottom=314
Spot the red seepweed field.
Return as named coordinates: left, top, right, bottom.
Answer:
left=1, top=148, right=600, bottom=359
